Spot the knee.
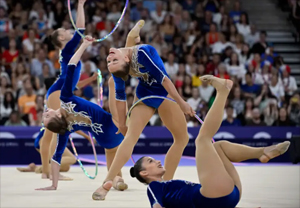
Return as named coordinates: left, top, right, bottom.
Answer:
left=213, top=140, right=229, bottom=149
left=60, top=165, right=70, bottom=172
left=173, top=132, right=189, bottom=146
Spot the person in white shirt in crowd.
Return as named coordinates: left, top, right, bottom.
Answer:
left=198, top=79, right=214, bottom=103
left=185, top=54, right=197, bottom=76
left=269, top=74, right=285, bottom=103
left=150, top=1, right=166, bottom=24
left=239, top=43, right=253, bottom=65
left=30, top=48, right=55, bottom=77
left=22, top=28, right=40, bottom=54
left=226, top=52, right=246, bottom=79
left=211, top=32, right=233, bottom=54
left=236, top=12, right=251, bottom=38
left=187, top=87, right=202, bottom=111
left=233, top=34, right=244, bottom=55
left=282, top=69, right=298, bottom=98
left=213, top=5, right=226, bottom=27
left=245, top=24, right=260, bottom=47
left=164, top=52, right=179, bottom=80
left=107, top=3, right=121, bottom=22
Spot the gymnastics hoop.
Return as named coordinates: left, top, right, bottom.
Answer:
left=126, top=95, right=215, bottom=143
left=68, top=72, right=105, bottom=179
left=67, top=0, right=129, bottom=42
left=97, top=69, right=103, bottom=107
left=69, top=132, right=98, bottom=179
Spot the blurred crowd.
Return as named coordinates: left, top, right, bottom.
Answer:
left=0, top=0, right=299, bottom=128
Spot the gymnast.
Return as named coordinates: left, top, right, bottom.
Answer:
left=93, top=20, right=194, bottom=200
left=130, top=75, right=290, bottom=208
left=39, top=0, right=95, bottom=179
left=36, top=36, right=126, bottom=191
left=17, top=127, right=94, bottom=175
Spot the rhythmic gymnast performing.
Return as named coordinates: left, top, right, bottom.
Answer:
left=36, top=36, right=127, bottom=191
left=17, top=127, right=93, bottom=175
left=130, top=75, right=290, bottom=208
left=39, top=0, right=96, bottom=179
left=93, top=20, right=194, bottom=200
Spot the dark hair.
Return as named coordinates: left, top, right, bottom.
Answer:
left=50, top=30, right=63, bottom=48
left=4, top=91, right=15, bottom=109
left=129, top=156, right=148, bottom=184
left=111, top=62, right=130, bottom=81
left=46, top=114, right=68, bottom=135
left=260, top=30, right=267, bottom=36
left=246, top=72, right=252, bottom=77
left=240, top=12, right=249, bottom=24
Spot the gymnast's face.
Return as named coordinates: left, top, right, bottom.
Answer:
left=106, top=48, right=129, bottom=74
left=57, top=28, right=73, bottom=42
left=42, top=108, right=61, bottom=127
left=140, top=157, right=165, bottom=179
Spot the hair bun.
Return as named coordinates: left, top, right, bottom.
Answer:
left=130, top=167, right=136, bottom=178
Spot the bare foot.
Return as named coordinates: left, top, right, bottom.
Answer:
left=35, top=166, right=42, bottom=174
left=200, top=75, right=233, bottom=93
left=259, top=141, right=290, bottom=163
left=35, top=185, right=57, bottom=191
left=113, top=176, right=128, bottom=191
left=17, top=163, right=36, bottom=172
left=92, top=181, right=113, bottom=201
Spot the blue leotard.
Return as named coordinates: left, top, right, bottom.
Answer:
left=52, top=64, right=124, bottom=164
left=113, top=44, right=170, bottom=108
left=34, top=128, right=45, bottom=149
left=147, top=180, right=240, bottom=208
left=46, top=29, right=85, bottom=99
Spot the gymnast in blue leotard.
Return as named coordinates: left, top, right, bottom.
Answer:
left=93, top=21, right=194, bottom=200
left=129, top=76, right=290, bottom=208
left=40, top=0, right=96, bottom=179
left=36, top=36, right=127, bottom=191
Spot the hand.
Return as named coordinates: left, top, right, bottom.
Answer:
left=35, top=186, right=57, bottom=191
left=83, top=35, right=95, bottom=46
left=179, top=101, right=195, bottom=117
left=116, top=125, right=128, bottom=136
left=92, top=72, right=99, bottom=80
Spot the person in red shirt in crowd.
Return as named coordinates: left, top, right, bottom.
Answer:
left=2, top=39, right=18, bottom=65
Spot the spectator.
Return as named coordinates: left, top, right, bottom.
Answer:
left=234, top=34, right=245, bottom=54
left=160, top=15, right=177, bottom=43
left=107, top=3, right=121, bottom=22
left=198, top=78, right=214, bottom=103
left=226, top=52, right=246, bottom=79
left=240, top=43, right=252, bottom=64
left=0, top=73, right=11, bottom=99
left=30, top=48, right=55, bottom=77
left=245, top=24, right=260, bottom=47
left=211, top=33, right=233, bottom=54
left=17, top=78, right=36, bottom=118
left=282, top=69, right=298, bottom=100
left=216, top=63, right=230, bottom=79
left=269, top=74, right=285, bottom=103
left=4, top=111, right=27, bottom=126
left=221, top=105, right=241, bottom=126
left=205, top=23, right=220, bottom=46
left=263, top=100, right=278, bottom=126
left=22, top=28, right=40, bottom=55
left=250, top=30, right=268, bottom=55
left=2, top=39, right=19, bottom=66
left=236, top=12, right=250, bottom=38
left=192, top=64, right=205, bottom=87
left=182, top=0, right=198, bottom=15
left=11, top=63, right=29, bottom=91
left=274, top=107, right=294, bottom=126
left=150, top=1, right=166, bottom=24
left=288, top=93, right=300, bottom=126
left=187, top=87, right=201, bottom=111
left=0, top=90, right=16, bottom=124
left=213, top=5, right=225, bottom=26
left=241, top=72, right=261, bottom=98
left=164, top=52, right=179, bottom=80
left=231, top=86, right=245, bottom=115
left=229, top=0, right=242, bottom=23
left=0, top=6, right=12, bottom=41
left=261, top=45, right=278, bottom=65
left=246, top=108, right=266, bottom=126
left=228, top=24, right=238, bottom=43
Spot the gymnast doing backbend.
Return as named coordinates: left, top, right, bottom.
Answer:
left=130, top=75, right=290, bottom=208
left=93, top=20, right=194, bottom=200
left=36, top=36, right=127, bottom=191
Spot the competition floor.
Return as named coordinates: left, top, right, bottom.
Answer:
left=1, top=154, right=299, bottom=208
